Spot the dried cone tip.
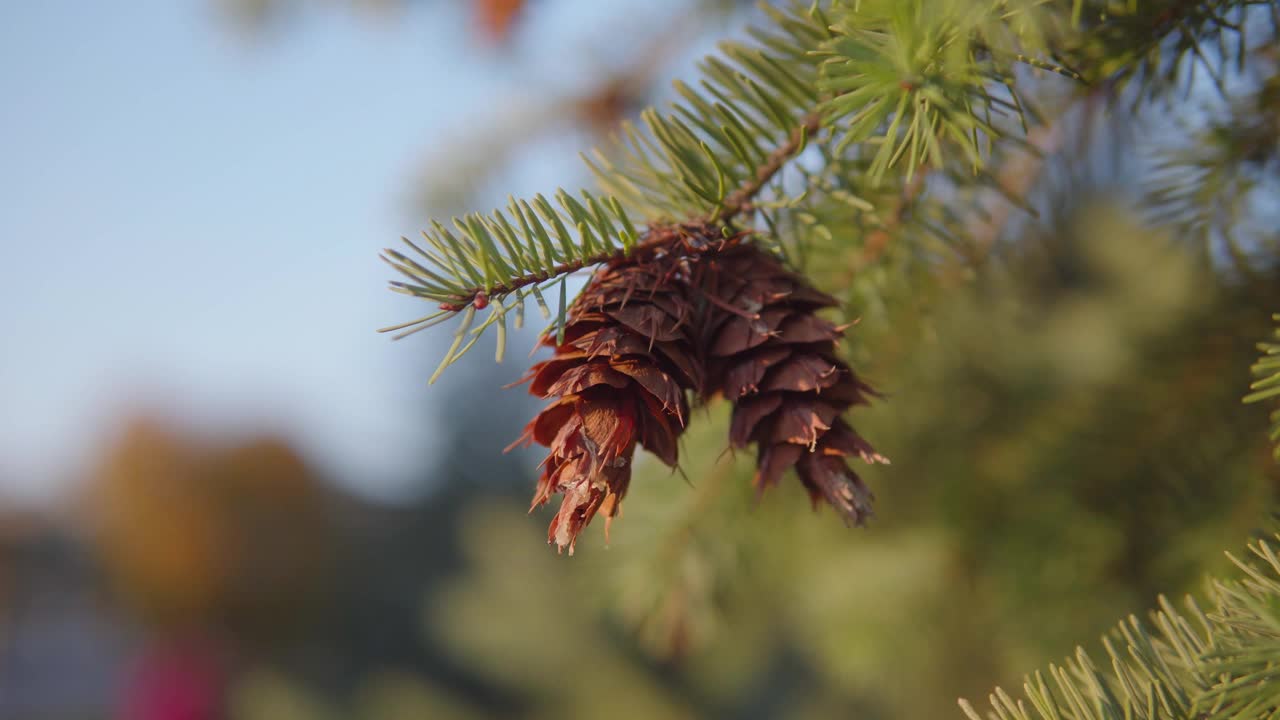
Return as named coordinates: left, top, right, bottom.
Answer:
left=509, top=255, right=700, bottom=553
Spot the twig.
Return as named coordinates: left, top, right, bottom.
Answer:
left=719, top=113, right=823, bottom=223
left=425, top=112, right=825, bottom=313
left=419, top=223, right=743, bottom=313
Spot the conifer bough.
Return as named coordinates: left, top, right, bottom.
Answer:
left=381, top=0, right=1269, bottom=550
left=1245, top=314, right=1280, bottom=461
left=375, top=0, right=918, bottom=549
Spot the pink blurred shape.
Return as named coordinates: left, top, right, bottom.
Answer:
left=120, top=638, right=226, bottom=720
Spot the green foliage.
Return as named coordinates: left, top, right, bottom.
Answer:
left=816, top=0, right=1051, bottom=180
left=393, top=0, right=1280, bottom=383
left=368, top=0, right=1280, bottom=713
left=379, top=2, right=836, bottom=379
left=1063, top=0, right=1271, bottom=100
left=1145, top=70, right=1280, bottom=276
left=587, top=3, right=828, bottom=220
left=380, top=0, right=1280, bottom=384
left=560, top=206, right=1274, bottom=719
left=1245, top=314, right=1280, bottom=461
left=960, top=532, right=1280, bottom=720
left=380, top=0, right=1088, bottom=378
left=378, top=189, right=644, bottom=380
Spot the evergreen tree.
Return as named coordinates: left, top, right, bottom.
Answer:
left=380, top=1, right=1280, bottom=717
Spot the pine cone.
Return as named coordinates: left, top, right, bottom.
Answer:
left=510, top=254, right=701, bottom=554
left=701, top=242, right=887, bottom=524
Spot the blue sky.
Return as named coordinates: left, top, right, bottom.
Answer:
left=0, top=0, right=691, bottom=503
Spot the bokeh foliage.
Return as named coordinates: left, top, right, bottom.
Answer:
left=390, top=206, right=1276, bottom=720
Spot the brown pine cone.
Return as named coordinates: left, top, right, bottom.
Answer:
left=700, top=242, right=887, bottom=524
left=509, top=254, right=701, bottom=554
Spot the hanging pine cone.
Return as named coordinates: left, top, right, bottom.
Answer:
left=509, top=252, right=701, bottom=554
left=509, top=225, right=884, bottom=551
left=700, top=242, right=887, bottom=524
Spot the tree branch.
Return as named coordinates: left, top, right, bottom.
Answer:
left=718, top=113, right=823, bottom=224
left=426, top=223, right=737, bottom=312
left=426, top=112, right=826, bottom=313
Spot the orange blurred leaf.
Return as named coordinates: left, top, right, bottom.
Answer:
left=474, top=0, right=525, bottom=44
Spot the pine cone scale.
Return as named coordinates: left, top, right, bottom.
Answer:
left=514, top=253, right=699, bottom=554
left=702, top=242, right=885, bottom=527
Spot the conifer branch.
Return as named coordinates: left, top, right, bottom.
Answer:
left=1065, top=0, right=1268, bottom=101
left=962, top=531, right=1280, bottom=720
left=383, top=0, right=1263, bottom=380
left=718, top=112, right=822, bottom=223
left=386, top=106, right=824, bottom=324
left=413, top=223, right=740, bottom=314
left=1244, top=313, right=1280, bottom=461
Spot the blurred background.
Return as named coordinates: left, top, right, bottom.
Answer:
left=2, top=1, right=1278, bottom=719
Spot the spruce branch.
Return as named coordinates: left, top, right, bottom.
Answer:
left=386, top=108, right=823, bottom=325
left=379, top=3, right=842, bottom=381
left=1244, top=314, right=1280, bottom=461
left=1064, top=0, right=1271, bottom=102
left=718, top=112, right=823, bottom=223
left=961, top=531, right=1280, bottom=720
left=383, top=0, right=1236, bottom=380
